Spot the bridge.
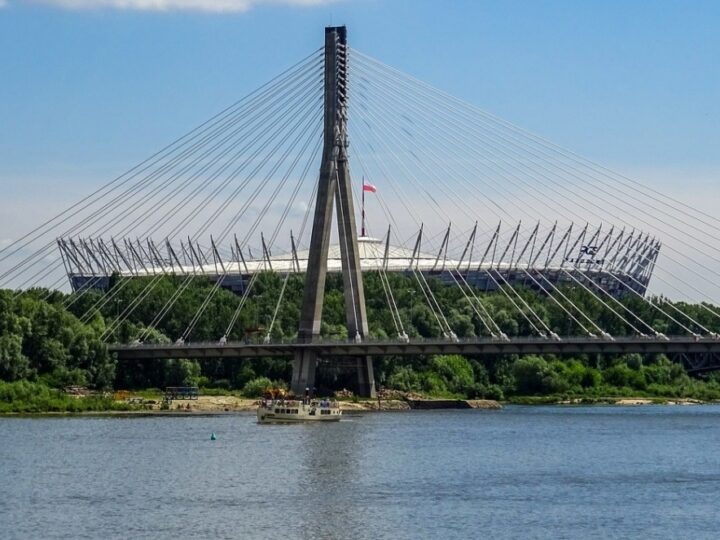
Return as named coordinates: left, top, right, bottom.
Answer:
left=4, top=26, right=720, bottom=397
left=111, top=335, right=720, bottom=364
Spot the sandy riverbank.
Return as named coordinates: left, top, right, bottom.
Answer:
left=549, top=397, right=707, bottom=406
left=145, top=395, right=503, bottom=413
left=5, top=395, right=712, bottom=417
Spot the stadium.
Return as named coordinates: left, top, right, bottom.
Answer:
left=58, top=220, right=659, bottom=299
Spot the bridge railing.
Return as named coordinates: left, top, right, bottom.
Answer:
left=109, top=334, right=720, bottom=350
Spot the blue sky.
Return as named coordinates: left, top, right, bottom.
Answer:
left=1, top=0, right=718, bottom=180
left=0, top=0, right=719, bottom=298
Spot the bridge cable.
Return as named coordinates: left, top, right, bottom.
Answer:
left=352, top=54, right=720, bottom=308
left=350, top=82, right=559, bottom=338
left=5, top=59, right=325, bottom=306
left=1, top=51, right=324, bottom=290
left=353, top=49, right=720, bottom=235
left=0, top=48, right=324, bottom=266
left=78, top=75, right=320, bottom=324
left=58, top=66, right=325, bottom=309
left=350, top=54, right=720, bottom=334
left=108, top=102, right=322, bottom=342
left=100, top=83, right=323, bottom=340
left=173, top=109, right=323, bottom=341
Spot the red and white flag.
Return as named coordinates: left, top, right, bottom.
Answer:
left=362, top=181, right=377, bottom=193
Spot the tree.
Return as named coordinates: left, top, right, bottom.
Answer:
left=430, top=355, right=474, bottom=394
left=0, top=335, right=30, bottom=381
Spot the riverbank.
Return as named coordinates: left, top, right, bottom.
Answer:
left=3, top=379, right=717, bottom=416
left=3, top=392, right=715, bottom=416
left=0, top=393, right=504, bottom=415
left=108, top=395, right=504, bottom=413
left=508, top=395, right=711, bottom=406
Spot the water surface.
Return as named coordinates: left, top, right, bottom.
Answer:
left=2, top=405, right=720, bottom=539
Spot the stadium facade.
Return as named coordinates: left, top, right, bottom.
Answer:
left=58, top=221, right=660, bottom=299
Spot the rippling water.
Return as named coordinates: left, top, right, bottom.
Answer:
left=2, top=406, right=720, bottom=539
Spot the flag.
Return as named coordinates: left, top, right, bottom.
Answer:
left=363, top=181, right=377, bottom=193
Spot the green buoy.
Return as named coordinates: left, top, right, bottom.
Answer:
left=210, top=432, right=217, bottom=441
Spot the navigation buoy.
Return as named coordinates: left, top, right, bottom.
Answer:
left=210, top=432, right=217, bottom=441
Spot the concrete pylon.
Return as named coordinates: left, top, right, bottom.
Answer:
left=291, top=26, right=376, bottom=398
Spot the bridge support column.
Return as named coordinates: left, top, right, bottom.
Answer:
left=294, top=25, right=376, bottom=398
left=355, top=356, right=375, bottom=397
left=291, top=350, right=317, bottom=395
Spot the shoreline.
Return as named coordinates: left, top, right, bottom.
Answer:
left=0, top=395, right=715, bottom=417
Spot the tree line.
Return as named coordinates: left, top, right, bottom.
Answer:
left=2, top=272, right=720, bottom=401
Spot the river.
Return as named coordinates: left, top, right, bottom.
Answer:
left=2, top=405, right=720, bottom=539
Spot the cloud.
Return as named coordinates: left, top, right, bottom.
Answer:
left=19, top=0, right=340, bottom=12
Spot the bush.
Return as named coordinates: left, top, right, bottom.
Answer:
left=468, top=382, right=504, bottom=400
left=429, top=355, right=475, bottom=394
left=0, top=380, right=136, bottom=413
left=603, top=363, right=646, bottom=390
left=242, top=377, right=274, bottom=397
left=41, top=367, right=88, bottom=389
left=512, top=356, right=554, bottom=395
left=421, top=371, right=448, bottom=396
left=581, top=368, right=602, bottom=389
left=387, top=366, right=422, bottom=392
left=211, top=379, right=231, bottom=390
left=165, top=359, right=201, bottom=387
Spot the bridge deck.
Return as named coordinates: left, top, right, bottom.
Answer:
left=109, top=336, right=720, bottom=360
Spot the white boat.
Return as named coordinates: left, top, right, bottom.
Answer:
left=257, top=398, right=342, bottom=423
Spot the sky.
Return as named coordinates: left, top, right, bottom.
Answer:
left=0, top=0, right=719, bottom=298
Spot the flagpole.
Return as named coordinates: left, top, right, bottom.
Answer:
left=361, top=176, right=366, bottom=237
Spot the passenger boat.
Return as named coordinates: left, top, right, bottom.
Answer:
left=257, top=397, right=342, bottom=423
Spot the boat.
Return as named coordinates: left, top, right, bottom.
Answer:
left=257, top=396, right=342, bottom=423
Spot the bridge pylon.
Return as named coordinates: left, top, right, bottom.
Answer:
left=291, top=26, right=376, bottom=398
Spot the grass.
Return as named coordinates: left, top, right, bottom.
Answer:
left=0, top=380, right=142, bottom=414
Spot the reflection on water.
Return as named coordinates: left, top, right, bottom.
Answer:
left=2, top=406, right=720, bottom=539
left=296, top=420, right=363, bottom=539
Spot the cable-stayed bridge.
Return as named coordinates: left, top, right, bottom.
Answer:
left=4, top=26, right=720, bottom=396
